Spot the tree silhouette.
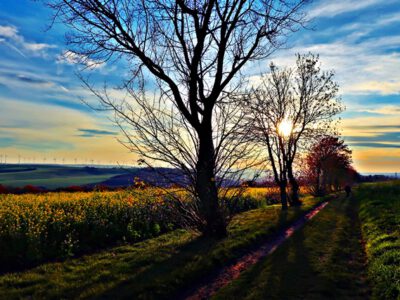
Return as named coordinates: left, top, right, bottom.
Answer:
left=45, top=0, right=308, bottom=236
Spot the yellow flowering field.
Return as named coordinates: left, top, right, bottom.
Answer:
left=0, top=187, right=272, bottom=272
left=0, top=189, right=178, bottom=271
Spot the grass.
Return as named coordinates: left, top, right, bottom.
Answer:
left=213, top=194, right=370, bottom=300
left=0, top=196, right=322, bottom=299
left=357, top=181, right=400, bottom=300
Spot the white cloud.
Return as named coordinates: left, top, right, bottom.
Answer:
left=24, top=42, right=56, bottom=52
left=57, top=50, right=105, bottom=69
left=0, top=24, right=56, bottom=57
left=0, top=25, right=18, bottom=38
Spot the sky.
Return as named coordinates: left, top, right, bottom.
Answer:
left=0, top=0, right=399, bottom=173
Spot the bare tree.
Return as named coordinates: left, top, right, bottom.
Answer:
left=45, top=0, right=308, bottom=236
left=245, top=54, right=343, bottom=208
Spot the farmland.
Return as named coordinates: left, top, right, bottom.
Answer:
left=0, top=164, right=187, bottom=190
left=0, top=187, right=272, bottom=272
left=0, top=191, right=323, bottom=299
left=0, top=189, right=178, bottom=272
left=0, top=164, right=128, bottom=189
left=0, top=182, right=398, bottom=299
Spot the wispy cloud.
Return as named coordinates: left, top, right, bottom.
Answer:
left=264, top=39, right=400, bottom=96
left=349, top=125, right=400, bottom=130
left=0, top=69, right=69, bottom=94
left=359, top=105, right=400, bottom=115
left=0, top=39, right=26, bottom=57
left=0, top=97, right=126, bottom=162
left=348, top=142, right=400, bottom=148
left=309, top=0, right=387, bottom=18
left=0, top=25, right=56, bottom=57
left=77, top=128, right=118, bottom=137
left=345, top=131, right=400, bottom=142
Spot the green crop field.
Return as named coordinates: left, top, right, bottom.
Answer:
left=0, top=164, right=126, bottom=189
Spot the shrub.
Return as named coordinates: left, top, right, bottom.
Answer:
left=22, top=185, right=44, bottom=194
left=0, top=185, right=8, bottom=194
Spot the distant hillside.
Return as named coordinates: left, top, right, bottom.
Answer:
left=0, top=164, right=187, bottom=190
left=88, top=167, right=188, bottom=188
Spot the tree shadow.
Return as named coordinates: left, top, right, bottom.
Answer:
left=85, top=234, right=222, bottom=299
left=215, top=197, right=371, bottom=300
left=215, top=223, right=316, bottom=300
left=92, top=208, right=305, bottom=299
left=2, top=231, right=217, bottom=299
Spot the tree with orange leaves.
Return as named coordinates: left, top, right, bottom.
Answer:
left=305, top=136, right=356, bottom=196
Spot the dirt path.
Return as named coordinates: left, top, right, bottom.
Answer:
left=182, top=201, right=330, bottom=300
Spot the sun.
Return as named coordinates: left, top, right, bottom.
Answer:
left=278, top=119, right=293, bottom=137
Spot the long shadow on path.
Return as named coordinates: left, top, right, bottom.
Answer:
left=212, top=196, right=371, bottom=300
left=182, top=201, right=329, bottom=300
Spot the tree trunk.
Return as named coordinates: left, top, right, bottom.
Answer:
left=279, top=181, right=288, bottom=210
left=195, top=124, right=227, bottom=238
left=320, top=169, right=327, bottom=196
left=315, top=167, right=321, bottom=196
left=287, top=164, right=301, bottom=206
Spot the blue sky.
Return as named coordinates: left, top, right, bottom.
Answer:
left=0, top=0, right=399, bottom=172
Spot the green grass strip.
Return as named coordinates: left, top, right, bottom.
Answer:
left=357, top=181, right=400, bottom=300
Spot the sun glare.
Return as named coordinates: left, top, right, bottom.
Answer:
left=278, top=119, right=293, bottom=137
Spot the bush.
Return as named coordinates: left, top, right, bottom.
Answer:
left=0, top=185, right=8, bottom=194
left=22, top=185, right=45, bottom=194
left=63, top=185, right=86, bottom=192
